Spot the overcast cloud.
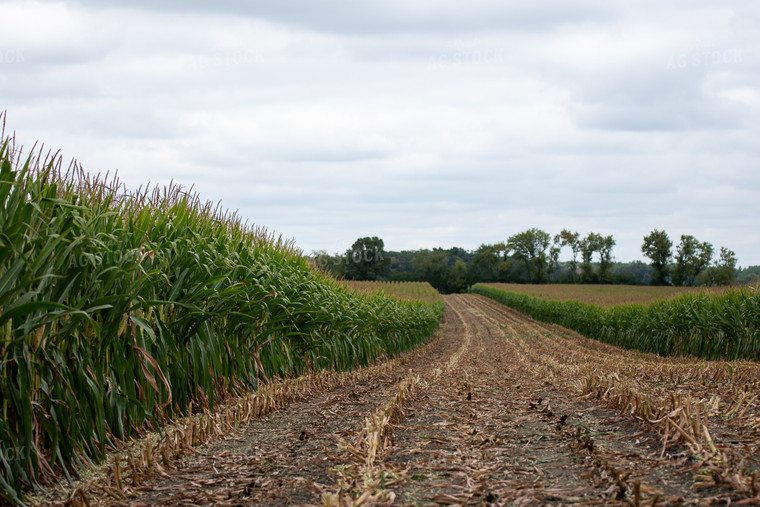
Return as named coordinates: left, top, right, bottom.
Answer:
left=1, top=0, right=758, bottom=264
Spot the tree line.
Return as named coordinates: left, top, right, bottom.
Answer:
left=641, top=230, right=737, bottom=286
left=313, top=229, right=749, bottom=293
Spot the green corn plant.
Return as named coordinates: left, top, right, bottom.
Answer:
left=472, top=283, right=760, bottom=361
left=0, top=117, right=444, bottom=504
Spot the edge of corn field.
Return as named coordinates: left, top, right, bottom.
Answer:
left=471, top=283, right=760, bottom=361
left=0, top=116, right=444, bottom=505
left=31, top=317, right=447, bottom=506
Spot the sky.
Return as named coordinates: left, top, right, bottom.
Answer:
left=1, top=1, right=759, bottom=265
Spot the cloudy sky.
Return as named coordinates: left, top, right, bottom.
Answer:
left=2, top=1, right=759, bottom=265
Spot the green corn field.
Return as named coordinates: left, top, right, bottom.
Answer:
left=472, top=283, right=760, bottom=361
left=0, top=127, right=443, bottom=504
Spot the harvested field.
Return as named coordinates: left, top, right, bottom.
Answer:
left=48, top=294, right=760, bottom=506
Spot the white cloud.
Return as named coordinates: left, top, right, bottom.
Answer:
left=2, top=0, right=759, bottom=265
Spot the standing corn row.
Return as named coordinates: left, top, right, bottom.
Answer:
left=472, top=284, right=760, bottom=361
left=0, top=127, right=443, bottom=504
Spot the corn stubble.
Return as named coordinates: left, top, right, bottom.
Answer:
left=321, top=306, right=470, bottom=506
left=63, top=342, right=434, bottom=505
left=474, top=283, right=760, bottom=500
left=0, top=120, right=443, bottom=504
left=477, top=294, right=760, bottom=501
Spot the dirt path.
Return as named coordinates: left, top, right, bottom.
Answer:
left=79, top=294, right=760, bottom=506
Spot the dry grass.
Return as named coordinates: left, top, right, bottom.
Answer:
left=344, top=281, right=442, bottom=305
left=481, top=283, right=729, bottom=308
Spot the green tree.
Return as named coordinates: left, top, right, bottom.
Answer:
left=579, top=232, right=602, bottom=283
left=411, top=248, right=450, bottom=291
left=386, top=250, right=417, bottom=281
left=492, top=242, right=512, bottom=282
left=549, top=244, right=561, bottom=279
left=611, top=261, right=652, bottom=285
left=597, top=235, right=616, bottom=283
left=470, top=244, right=499, bottom=282
left=697, top=247, right=737, bottom=286
left=507, top=228, right=552, bottom=283
left=449, top=259, right=469, bottom=293
left=554, top=230, right=580, bottom=282
left=496, top=259, right=514, bottom=282
left=312, top=249, right=346, bottom=278
left=736, top=265, right=760, bottom=285
left=642, top=229, right=672, bottom=285
left=672, top=235, right=713, bottom=286
left=344, top=236, right=391, bottom=280
left=469, top=242, right=512, bottom=283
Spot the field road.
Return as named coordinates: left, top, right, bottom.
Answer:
left=75, top=294, right=760, bottom=506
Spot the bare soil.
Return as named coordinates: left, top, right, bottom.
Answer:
left=76, top=294, right=760, bottom=506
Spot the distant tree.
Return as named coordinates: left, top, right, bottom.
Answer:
left=697, top=247, right=737, bottom=286
left=579, top=232, right=602, bottom=283
left=446, top=247, right=474, bottom=291
left=597, top=235, right=616, bottom=283
left=312, top=249, right=346, bottom=278
left=448, top=247, right=473, bottom=267
left=470, top=244, right=499, bottom=282
left=496, top=259, right=514, bottom=282
left=717, top=247, right=738, bottom=285
left=449, top=259, right=469, bottom=293
left=492, top=242, right=512, bottom=282
left=344, top=236, right=391, bottom=280
left=548, top=261, right=576, bottom=283
left=611, top=261, right=652, bottom=285
left=386, top=247, right=475, bottom=292
left=469, top=242, right=513, bottom=283
left=672, top=235, right=713, bottom=286
left=736, top=265, right=760, bottom=285
left=642, top=229, right=672, bottom=285
left=507, top=228, right=552, bottom=283
left=386, top=250, right=417, bottom=280
left=549, top=243, right=561, bottom=279
left=411, top=248, right=449, bottom=290
left=554, top=230, right=580, bottom=282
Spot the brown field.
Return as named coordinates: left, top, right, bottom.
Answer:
left=480, top=282, right=729, bottom=307
left=344, top=280, right=442, bottom=305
